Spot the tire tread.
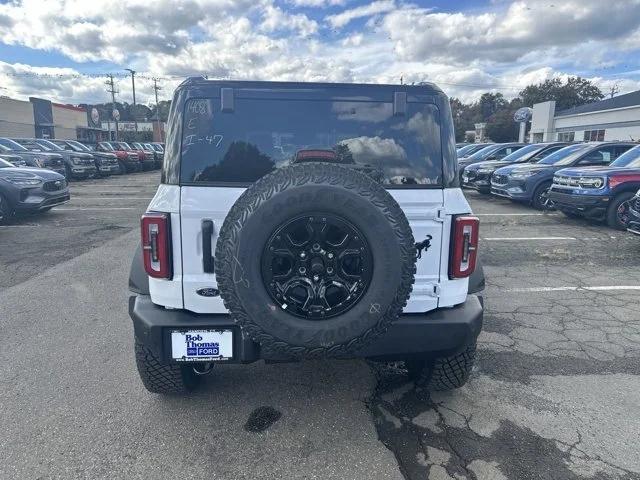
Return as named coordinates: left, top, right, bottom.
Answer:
left=215, top=162, right=416, bottom=358
left=134, top=340, right=199, bottom=394
left=414, top=344, right=476, bottom=391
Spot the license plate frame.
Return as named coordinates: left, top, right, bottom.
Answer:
left=170, top=329, right=233, bottom=362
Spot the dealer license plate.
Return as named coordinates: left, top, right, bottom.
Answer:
left=171, top=329, right=233, bottom=362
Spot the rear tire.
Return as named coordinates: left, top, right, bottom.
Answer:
left=118, top=161, right=127, bottom=175
left=134, top=339, right=201, bottom=394
left=606, top=192, right=635, bottom=230
left=0, top=193, right=13, bottom=225
left=406, top=344, right=476, bottom=391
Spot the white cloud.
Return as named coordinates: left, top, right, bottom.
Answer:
left=0, top=61, right=181, bottom=105
left=341, top=33, right=363, bottom=46
left=326, top=0, right=396, bottom=28
left=287, top=0, right=345, bottom=6
left=260, top=5, right=318, bottom=37
left=382, top=0, right=640, bottom=64
left=0, top=0, right=639, bottom=107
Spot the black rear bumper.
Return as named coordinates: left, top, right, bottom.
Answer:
left=129, top=294, right=483, bottom=363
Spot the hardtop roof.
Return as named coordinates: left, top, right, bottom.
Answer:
left=175, top=77, right=445, bottom=100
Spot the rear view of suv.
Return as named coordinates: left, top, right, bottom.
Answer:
left=128, top=79, right=484, bottom=395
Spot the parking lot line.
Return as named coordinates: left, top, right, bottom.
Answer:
left=475, top=213, right=559, bottom=216
left=483, top=236, right=577, bottom=241
left=0, top=224, right=40, bottom=228
left=70, top=197, right=154, bottom=200
left=54, top=207, right=140, bottom=211
left=505, top=286, right=640, bottom=292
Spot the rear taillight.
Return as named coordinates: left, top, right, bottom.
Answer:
left=449, top=215, right=479, bottom=279
left=141, top=212, right=172, bottom=279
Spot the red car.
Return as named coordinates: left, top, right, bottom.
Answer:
left=96, top=141, right=142, bottom=173
left=119, top=142, right=154, bottom=171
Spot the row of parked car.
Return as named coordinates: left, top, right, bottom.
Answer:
left=0, top=138, right=164, bottom=224
left=0, top=138, right=165, bottom=180
left=457, top=141, right=640, bottom=235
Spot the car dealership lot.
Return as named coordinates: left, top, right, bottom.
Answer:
left=1, top=174, right=639, bottom=479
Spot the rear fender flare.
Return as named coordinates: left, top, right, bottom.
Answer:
left=129, top=243, right=149, bottom=295
left=468, top=258, right=485, bottom=294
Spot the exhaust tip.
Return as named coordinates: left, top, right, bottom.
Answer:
left=192, top=363, right=214, bottom=375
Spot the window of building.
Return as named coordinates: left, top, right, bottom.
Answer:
left=583, top=130, right=605, bottom=141
left=557, top=132, right=575, bottom=142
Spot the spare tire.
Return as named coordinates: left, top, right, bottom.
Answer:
left=215, top=162, right=415, bottom=358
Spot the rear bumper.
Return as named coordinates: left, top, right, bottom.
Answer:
left=129, top=294, right=484, bottom=363
left=548, top=190, right=609, bottom=218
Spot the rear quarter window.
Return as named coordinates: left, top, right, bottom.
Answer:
left=180, top=97, right=443, bottom=187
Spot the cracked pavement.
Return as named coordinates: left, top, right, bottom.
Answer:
left=2, top=176, right=639, bottom=479
left=370, top=190, right=640, bottom=480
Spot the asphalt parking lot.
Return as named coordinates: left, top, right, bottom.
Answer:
left=1, top=172, right=639, bottom=479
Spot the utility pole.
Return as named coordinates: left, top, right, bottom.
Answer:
left=125, top=69, right=137, bottom=134
left=105, top=74, right=119, bottom=141
left=152, top=78, right=163, bottom=142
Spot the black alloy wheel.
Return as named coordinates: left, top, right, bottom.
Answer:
left=261, top=213, right=373, bottom=320
left=533, top=183, right=555, bottom=210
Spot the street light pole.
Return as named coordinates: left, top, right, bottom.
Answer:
left=125, top=69, right=138, bottom=134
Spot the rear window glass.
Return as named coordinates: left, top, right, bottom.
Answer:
left=180, top=98, right=442, bottom=186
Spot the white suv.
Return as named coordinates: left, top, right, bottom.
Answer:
left=128, top=79, right=484, bottom=395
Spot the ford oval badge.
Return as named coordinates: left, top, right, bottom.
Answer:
left=196, top=287, right=219, bottom=297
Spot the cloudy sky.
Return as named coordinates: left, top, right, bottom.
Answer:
left=1, top=0, right=639, bottom=106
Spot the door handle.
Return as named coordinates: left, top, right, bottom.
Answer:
left=202, top=220, right=215, bottom=273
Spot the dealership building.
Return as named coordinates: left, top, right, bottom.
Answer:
left=530, top=90, right=640, bottom=143
left=0, top=96, right=105, bottom=141
left=0, top=96, right=165, bottom=142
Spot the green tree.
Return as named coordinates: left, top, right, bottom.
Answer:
left=477, top=92, right=507, bottom=121
left=150, top=100, right=172, bottom=122
left=450, top=97, right=476, bottom=142
left=519, top=77, right=603, bottom=111
left=485, top=98, right=524, bottom=142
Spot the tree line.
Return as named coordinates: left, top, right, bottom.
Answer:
left=451, top=77, right=604, bottom=142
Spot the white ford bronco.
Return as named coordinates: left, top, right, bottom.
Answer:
left=128, top=79, right=484, bottom=394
